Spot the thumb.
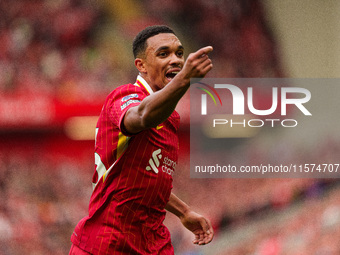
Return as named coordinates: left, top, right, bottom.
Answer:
left=200, top=217, right=211, bottom=234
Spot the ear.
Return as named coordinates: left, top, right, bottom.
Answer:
left=135, top=58, right=147, bottom=74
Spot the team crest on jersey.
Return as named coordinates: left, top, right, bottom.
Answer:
left=121, top=94, right=139, bottom=102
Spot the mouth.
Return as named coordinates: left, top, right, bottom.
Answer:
left=165, top=69, right=181, bottom=82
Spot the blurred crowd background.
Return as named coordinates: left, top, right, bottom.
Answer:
left=0, top=0, right=340, bottom=254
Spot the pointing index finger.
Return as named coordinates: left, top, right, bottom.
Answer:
left=196, top=46, right=213, bottom=58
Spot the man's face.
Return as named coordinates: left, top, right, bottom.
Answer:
left=140, top=33, right=185, bottom=91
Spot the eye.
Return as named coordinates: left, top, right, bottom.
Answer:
left=158, top=51, right=168, bottom=58
left=176, top=51, right=184, bottom=57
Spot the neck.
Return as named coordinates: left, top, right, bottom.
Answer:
left=137, top=74, right=155, bottom=95
left=138, top=73, right=159, bottom=93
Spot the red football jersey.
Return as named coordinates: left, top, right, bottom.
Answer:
left=71, top=76, right=180, bottom=254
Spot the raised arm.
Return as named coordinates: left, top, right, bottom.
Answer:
left=165, top=192, right=214, bottom=245
left=123, top=46, right=213, bottom=134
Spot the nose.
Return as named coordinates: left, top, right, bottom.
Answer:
left=169, top=53, right=183, bottom=66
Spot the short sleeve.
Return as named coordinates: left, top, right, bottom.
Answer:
left=106, top=84, right=145, bottom=135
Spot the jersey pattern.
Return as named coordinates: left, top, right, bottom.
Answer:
left=71, top=76, right=180, bottom=255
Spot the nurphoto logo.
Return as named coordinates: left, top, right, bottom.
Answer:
left=190, top=78, right=340, bottom=179
left=197, top=81, right=311, bottom=128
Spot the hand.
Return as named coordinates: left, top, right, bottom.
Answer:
left=180, top=210, right=214, bottom=245
left=180, top=46, right=213, bottom=82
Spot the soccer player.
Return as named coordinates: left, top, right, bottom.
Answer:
left=69, top=25, right=214, bottom=254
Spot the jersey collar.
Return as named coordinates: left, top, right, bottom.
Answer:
left=135, top=75, right=154, bottom=95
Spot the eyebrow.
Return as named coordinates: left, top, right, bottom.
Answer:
left=155, top=45, right=184, bottom=53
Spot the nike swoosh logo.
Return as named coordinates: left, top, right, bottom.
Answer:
left=156, top=125, right=163, bottom=130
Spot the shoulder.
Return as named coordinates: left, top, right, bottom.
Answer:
left=107, top=83, right=145, bottom=101
left=107, top=83, right=138, bottom=96
left=103, top=83, right=146, bottom=113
